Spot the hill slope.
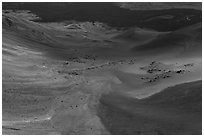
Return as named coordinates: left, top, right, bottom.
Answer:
left=98, top=80, right=202, bottom=135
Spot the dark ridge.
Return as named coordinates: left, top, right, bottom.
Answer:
left=2, top=126, right=21, bottom=131
left=2, top=2, right=202, bottom=31
left=97, top=80, right=202, bottom=135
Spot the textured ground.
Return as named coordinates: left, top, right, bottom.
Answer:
left=2, top=5, right=202, bottom=134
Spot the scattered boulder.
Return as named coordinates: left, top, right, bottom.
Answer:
left=68, top=71, right=81, bottom=76
left=184, top=63, right=194, bottom=67
left=64, top=61, right=69, bottom=65
left=57, top=70, right=61, bottom=74
left=176, top=70, right=185, bottom=74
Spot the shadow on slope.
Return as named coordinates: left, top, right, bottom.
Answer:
left=2, top=2, right=202, bottom=31
left=97, top=80, right=202, bottom=135
left=112, top=28, right=158, bottom=42
left=131, top=23, right=202, bottom=57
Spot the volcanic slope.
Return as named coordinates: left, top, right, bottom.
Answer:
left=2, top=11, right=202, bottom=135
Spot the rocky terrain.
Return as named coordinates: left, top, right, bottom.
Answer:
left=2, top=3, right=202, bottom=135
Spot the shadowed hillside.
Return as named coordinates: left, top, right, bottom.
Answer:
left=98, top=80, right=202, bottom=135
left=3, top=2, right=202, bottom=31
left=131, top=22, right=202, bottom=57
